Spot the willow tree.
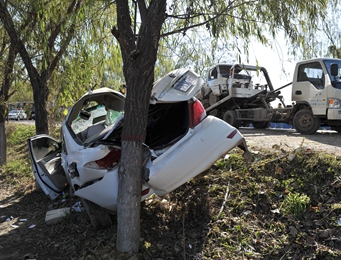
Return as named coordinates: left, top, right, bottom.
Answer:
left=111, top=0, right=337, bottom=253
left=0, top=7, right=35, bottom=165
left=0, top=0, right=85, bottom=134
left=47, top=3, right=125, bottom=123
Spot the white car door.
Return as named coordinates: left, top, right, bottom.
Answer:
left=27, top=135, right=68, bottom=200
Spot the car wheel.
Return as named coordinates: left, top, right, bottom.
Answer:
left=80, top=198, right=112, bottom=230
left=223, top=110, right=241, bottom=128
left=293, top=109, right=321, bottom=135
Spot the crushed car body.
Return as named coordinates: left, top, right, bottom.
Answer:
left=28, top=68, right=250, bottom=229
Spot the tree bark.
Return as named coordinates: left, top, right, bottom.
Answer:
left=32, top=82, right=50, bottom=134
left=114, top=0, right=166, bottom=253
left=0, top=116, right=6, bottom=165
left=0, top=43, right=17, bottom=165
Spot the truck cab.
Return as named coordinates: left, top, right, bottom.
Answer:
left=292, top=58, right=341, bottom=132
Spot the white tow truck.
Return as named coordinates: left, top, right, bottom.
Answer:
left=196, top=58, right=341, bottom=134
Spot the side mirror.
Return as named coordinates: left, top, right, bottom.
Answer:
left=79, top=110, right=91, bottom=120
left=331, top=63, right=339, bottom=76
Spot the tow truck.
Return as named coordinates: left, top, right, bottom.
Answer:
left=196, top=58, right=341, bottom=134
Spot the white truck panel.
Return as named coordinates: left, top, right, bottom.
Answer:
left=327, top=109, right=341, bottom=120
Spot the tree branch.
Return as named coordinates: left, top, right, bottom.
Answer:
left=111, top=0, right=135, bottom=57
left=46, top=0, right=83, bottom=79
left=0, top=0, right=40, bottom=84
left=161, top=0, right=260, bottom=38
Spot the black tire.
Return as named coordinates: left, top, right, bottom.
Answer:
left=252, top=121, right=270, bottom=129
left=293, top=109, right=321, bottom=134
left=81, top=198, right=112, bottom=230
left=223, top=110, right=241, bottom=128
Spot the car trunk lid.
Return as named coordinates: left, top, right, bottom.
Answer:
left=150, top=68, right=204, bottom=104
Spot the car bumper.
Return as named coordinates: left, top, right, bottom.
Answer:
left=147, top=115, right=249, bottom=196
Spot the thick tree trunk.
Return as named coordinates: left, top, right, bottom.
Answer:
left=0, top=43, right=17, bottom=165
left=0, top=105, right=6, bottom=165
left=116, top=140, right=143, bottom=251
left=32, top=83, right=49, bottom=134
left=114, top=0, right=166, bottom=253
left=116, top=64, right=153, bottom=252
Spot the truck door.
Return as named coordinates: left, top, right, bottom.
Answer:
left=292, top=62, right=326, bottom=115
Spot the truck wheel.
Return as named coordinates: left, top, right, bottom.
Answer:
left=252, top=121, right=270, bottom=129
left=223, top=110, right=240, bottom=128
left=81, top=198, right=112, bottom=230
left=293, top=109, right=321, bottom=135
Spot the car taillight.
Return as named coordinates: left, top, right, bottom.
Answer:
left=141, top=188, right=150, bottom=196
left=189, top=99, right=206, bottom=128
left=95, top=148, right=121, bottom=168
left=227, top=129, right=238, bottom=139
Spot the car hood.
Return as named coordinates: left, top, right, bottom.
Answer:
left=150, top=68, right=204, bottom=104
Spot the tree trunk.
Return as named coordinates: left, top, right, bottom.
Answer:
left=114, top=0, right=166, bottom=253
left=0, top=105, right=6, bottom=165
left=116, top=64, right=153, bottom=252
left=0, top=43, right=17, bottom=165
left=116, top=140, right=143, bottom=251
left=32, top=82, right=49, bottom=134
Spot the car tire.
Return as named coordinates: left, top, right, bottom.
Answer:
left=80, top=198, right=112, bottom=230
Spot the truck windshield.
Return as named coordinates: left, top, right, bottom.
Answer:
left=323, top=59, right=341, bottom=89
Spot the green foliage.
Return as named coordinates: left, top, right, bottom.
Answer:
left=2, top=124, right=36, bottom=184
left=3, top=0, right=340, bottom=120
left=162, top=0, right=333, bottom=66
left=280, top=192, right=310, bottom=219
left=6, top=124, right=35, bottom=146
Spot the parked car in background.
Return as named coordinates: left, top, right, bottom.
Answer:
left=28, top=68, right=250, bottom=229
left=8, top=109, right=27, bottom=120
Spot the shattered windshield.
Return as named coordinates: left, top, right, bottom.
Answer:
left=71, top=104, right=122, bottom=136
left=323, top=59, right=341, bottom=88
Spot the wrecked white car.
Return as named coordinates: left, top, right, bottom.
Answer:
left=28, top=68, right=250, bottom=229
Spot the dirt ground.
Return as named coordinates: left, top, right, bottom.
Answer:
left=239, top=127, right=341, bottom=157
left=1, top=127, right=341, bottom=260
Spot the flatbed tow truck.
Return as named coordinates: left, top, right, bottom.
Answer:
left=196, top=58, right=341, bottom=134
